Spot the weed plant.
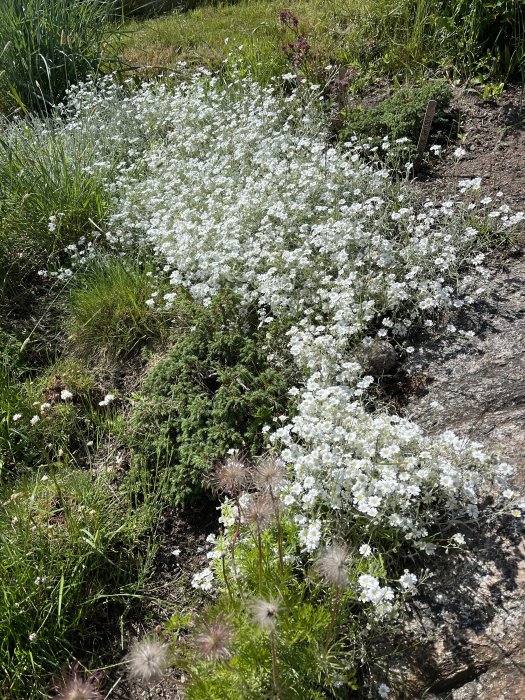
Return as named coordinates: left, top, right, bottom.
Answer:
left=0, top=0, right=118, bottom=114
left=324, top=0, right=525, bottom=80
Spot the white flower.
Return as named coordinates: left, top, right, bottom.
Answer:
left=453, top=147, right=467, bottom=158
left=99, top=393, right=116, bottom=406
left=378, top=683, right=390, bottom=698
left=30, top=415, right=40, bottom=426
left=359, top=544, right=372, bottom=557
left=12, top=413, right=21, bottom=422
left=458, top=177, right=481, bottom=191
left=398, top=570, right=417, bottom=589
left=191, top=567, right=214, bottom=591
left=299, top=519, right=322, bottom=552
left=60, top=389, right=73, bottom=401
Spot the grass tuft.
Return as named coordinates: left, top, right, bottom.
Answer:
left=65, top=257, right=167, bottom=368
left=0, top=0, right=119, bottom=114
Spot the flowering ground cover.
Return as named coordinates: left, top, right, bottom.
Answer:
left=0, top=3, right=524, bottom=698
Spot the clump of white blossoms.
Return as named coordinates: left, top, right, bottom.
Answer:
left=50, top=73, right=518, bottom=381
left=55, top=74, right=522, bottom=384
left=272, top=377, right=515, bottom=551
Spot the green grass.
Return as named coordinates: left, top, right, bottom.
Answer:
left=0, top=466, right=157, bottom=699
left=0, top=118, right=108, bottom=306
left=121, top=1, right=335, bottom=81
left=0, top=0, right=119, bottom=114
left=121, top=0, right=525, bottom=82
left=64, top=257, right=168, bottom=369
left=0, top=356, right=119, bottom=477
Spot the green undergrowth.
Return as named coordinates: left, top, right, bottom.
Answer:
left=169, top=505, right=388, bottom=698
left=0, top=119, right=108, bottom=304
left=0, top=358, right=116, bottom=478
left=0, top=465, right=157, bottom=699
left=121, top=0, right=524, bottom=84
left=123, top=0, right=302, bottom=81
left=128, top=289, right=297, bottom=506
left=339, top=80, right=453, bottom=145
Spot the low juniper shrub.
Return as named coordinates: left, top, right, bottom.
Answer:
left=339, top=79, right=453, bottom=145
left=128, top=289, right=297, bottom=507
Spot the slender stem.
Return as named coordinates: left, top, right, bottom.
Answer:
left=230, top=498, right=242, bottom=576
left=257, top=529, right=263, bottom=594
left=326, top=584, right=341, bottom=646
left=230, top=501, right=246, bottom=601
left=270, top=629, right=279, bottom=697
left=221, top=554, right=233, bottom=603
left=270, top=488, right=284, bottom=573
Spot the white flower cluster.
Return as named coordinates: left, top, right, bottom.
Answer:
left=358, top=574, right=395, bottom=617
left=191, top=567, right=214, bottom=591
left=272, top=378, right=515, bottom=554
left=51, top=74, right=521, bottom=621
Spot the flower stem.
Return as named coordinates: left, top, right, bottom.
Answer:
left=326, top=584, right=341, bottom=647
left=221, top=553, right=233, bottom=603
left=270, top=629, right=279, bottom=697
left=257, top=529, right=263, bottom=593
left=270, top=488, right=284, bottom=574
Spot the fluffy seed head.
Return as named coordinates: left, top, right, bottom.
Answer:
left=313, top=544, right=351, bottom=589
left=126, top=638, right=169, bottom=684
left=254, top=455, right=286, bottom=493
left=52, top=664, right=102, bottom=700
left=194, top=618, right=233, bottom=662
left=210, top=456, right=250, bottom=496
left=244, top=495, right=275, bottom=531
left=250, top=598, right=280, bottom=631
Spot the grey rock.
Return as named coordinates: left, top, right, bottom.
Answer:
left=389, top=254, right=525, bottom=699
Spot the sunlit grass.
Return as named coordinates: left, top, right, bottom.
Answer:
left=120, top=1, right=339, bottom=81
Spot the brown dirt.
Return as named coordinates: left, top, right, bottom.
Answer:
left=418, top=83, right=525, bottom=210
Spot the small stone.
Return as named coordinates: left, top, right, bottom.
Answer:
left=362, top=340, right=399, bottom=376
